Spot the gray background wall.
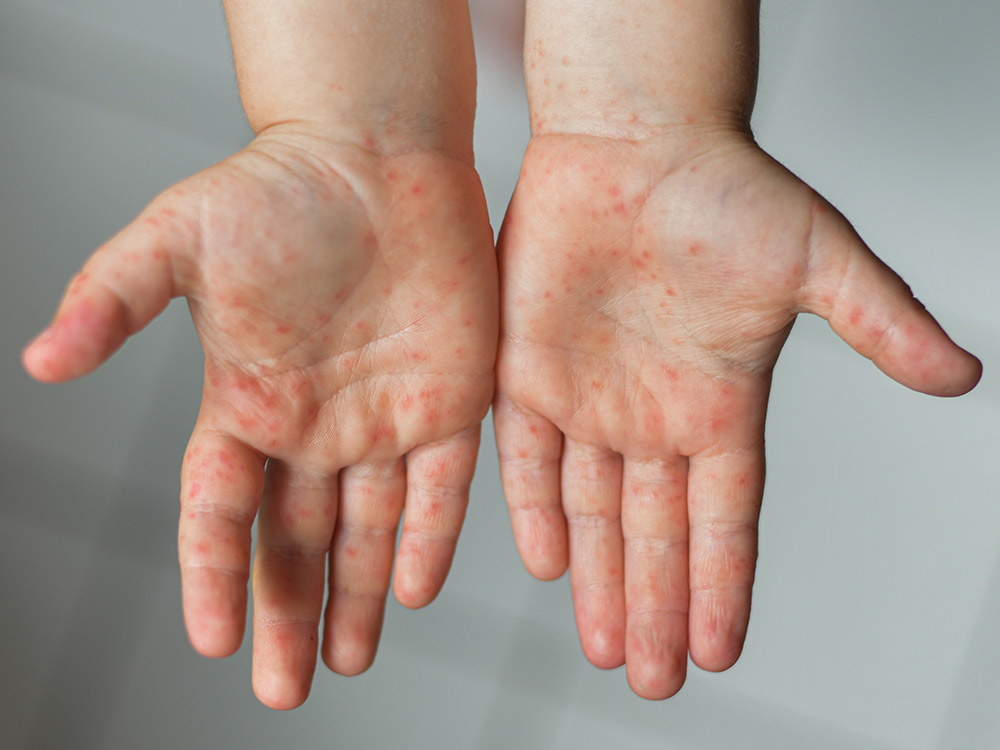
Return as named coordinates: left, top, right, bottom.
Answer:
left=1, top=1, right=998, bottom=748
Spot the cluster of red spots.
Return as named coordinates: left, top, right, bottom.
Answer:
left=290, top=376, right=310, bottom=396
left=706, top=414, right=728, bottom=437
left=644, top=410, right=664, bottom=432
left=418, top=388, right=441, bottom=423
left=399, top=393, right=413, bottom=413
left=422, top=459, right=449, bottom=483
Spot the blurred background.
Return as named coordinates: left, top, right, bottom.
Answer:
left=1, top=1, right=998, bottom=748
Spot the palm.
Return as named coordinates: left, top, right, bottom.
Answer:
left=24, top=128, right=498, bottom=709
left=495, top=132, right=980, bottom=699
left=183, top=139, right=495, bottom=466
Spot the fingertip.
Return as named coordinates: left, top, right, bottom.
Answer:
left=392, top=565, right=442, bottom=610
left=931, top=346, right=982, bottom=398
left=22, top=292, right=128, bottom=383
left=511, top=506, right=569, bottom=581
left=252, top=674, right=310, bottom=712
left=689, top=641, right=744, bottom=674
left=187, top=627, right=242, bottom=660
left=582, top=632, right=626, bottom=671
left=21, top=327, right=59, bottom=383
left=524, top=554, right=568, bottom=582
left=688, top=598, right=749, bottom=673
left=884, top=317, right=984, bottom=398
left=322, top=645, right=376, bottom=677
left=626, top=655, right=687, bottom=701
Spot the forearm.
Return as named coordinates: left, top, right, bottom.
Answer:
left=524, top=0, right=759, bottom=138
left=223, top=0, right=478, bottom=159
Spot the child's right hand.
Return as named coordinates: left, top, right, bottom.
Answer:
left=23, top=123, right=498, bottom=709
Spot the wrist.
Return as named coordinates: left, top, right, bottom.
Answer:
left=224, top=0, right=477, bottom=161
left=524, top=0, right=758, bottom=140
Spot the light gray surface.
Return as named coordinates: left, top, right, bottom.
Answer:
left=1, top=1, right=998, bottom=748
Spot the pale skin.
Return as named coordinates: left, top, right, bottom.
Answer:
left=22, top=0, right=497, bottom=710
left=494, top=0, right=983, bottom=700
left=20, top=0, right=983, bottom=711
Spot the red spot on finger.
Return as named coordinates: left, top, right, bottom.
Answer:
left=849, top=306, right=864, bottom=326
left=688, top=242, right=703, bottom=256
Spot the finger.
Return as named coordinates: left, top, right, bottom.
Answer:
left=802, top=203, right=981, bottom=396
left=179, top=423, right=265, bottom=659
left=322, top=458, right=406, bottom=676
left=251, top=461, right=338, bottom=710
left=22, top=194, right=195, bottom=383
left=562, top=438, right=626, bottom=669
left=622, top=456, right=689, bottom=700
left=493, top=394, right=567, bottom=580
left=686, top=446, right=764, bottom=672
left=394, top=425, right=481, bottom=609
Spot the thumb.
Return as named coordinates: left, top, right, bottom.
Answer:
left=801, top=202, right=981, bottom=397
left=22, top=194, right=198, bottom=383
